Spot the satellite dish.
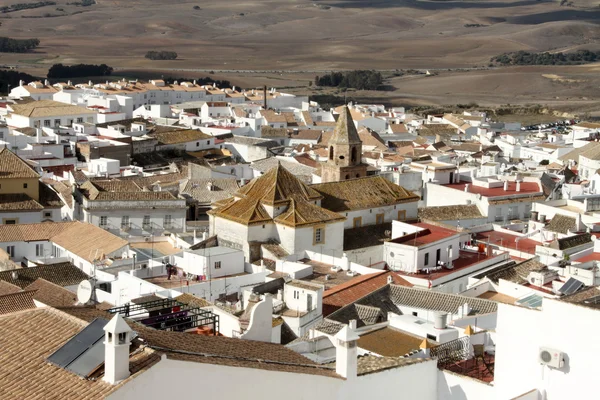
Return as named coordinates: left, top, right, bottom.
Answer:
left=77, top=280, right=93, bottom=304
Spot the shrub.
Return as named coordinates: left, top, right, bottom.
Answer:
left=47, top=63, right=113, bottom=78
left=0, top=37, right=40, bottom=53
left=145, top=51, right=178, bottom=60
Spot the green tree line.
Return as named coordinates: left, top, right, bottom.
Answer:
left=47, top=63, right=113, bottom=78
left=0, top=37, right=40, bottom=53
left=314, top=70, right=383, bottom=90
left=491, top=50, right=600, bottom=66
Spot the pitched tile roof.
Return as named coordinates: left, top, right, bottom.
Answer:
left=79, top=180, right=179, bottom=202
left=236, top=163, right=322, bottom=206
left=312, top=176, right=419, bottom=212
left=209, top=196, right=273, bottom=226
left=0, top=194, right=43, bottom=211
left=323, top=271, right=412, bottom=316
left=10, top=100, right=96, bottom=118
left=351, top=355, right=431, bottom=376
left=274, top=198, right=345, bottom=227
left=390, top=285, right=498, bottom=315
left=58, top=306, right=339, bottom=378
left=24, top=278, right=78, bottom=306
left=418, top=205, right=483, bottom=221
left=475, top=258, right=545, bottom=284
left=0, top=148, right=40, bottom=178
left=357, top=327, right=435, bottom=357
left=0, top=307, right=155, bottom=400
left=51, top=222, right=129, bottom=262
left=0, top=290, right=36, bottom=315
left=0, top=262, right=89, bottom=289
left=552, top=232, right=592, bottom=250
left=150, top=129, right=212, bottom=145
left=180, top=178, right=240, bottom=204
left=175, top=293, right=212, bottom=308
left=0, top=280, right=21, bottom=295
left=0, top=221, right=78, bottom=243
left=545, top=214, right=577, bottom=234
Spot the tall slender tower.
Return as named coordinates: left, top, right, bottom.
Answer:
left=321, top=106, right=367, bottom=183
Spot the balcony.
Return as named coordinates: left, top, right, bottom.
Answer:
left=121, top=223, right=131, bottom=232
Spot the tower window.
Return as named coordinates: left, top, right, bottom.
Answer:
left=345, top=174, right=350, bottom=180
left=329, top=146, right=334, bottom=160
left=351, top=146, right=357, bottom=163
left=339, top=155, right=345, bottom=160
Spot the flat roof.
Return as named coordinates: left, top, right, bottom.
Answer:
left=390, top=223, right=458, bottom=247
left=475, top=230, right=541, bottom=255
left=188, top=246, right=242, bottom=257
left=395, top=250, right=497, bottom=281
left=442, top=181, right=542, bottom=197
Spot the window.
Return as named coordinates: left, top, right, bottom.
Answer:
left=376, top=213, right=384, bottom=224
left=398, top=210, right=406, bottom=221
left=293, top=290, right=299, bottom=299
left=143, top=215, right=151, bottom=227
left=118, top=332, right=127, bottom=345
left=164, top=215, right=172, bottom=228
left=44, top=120, right=51, bottom=127
left=206, top=140, right=210, bottom=145
left=353, top=217, right=362, bottom=228
left=424, top=253, right=429, bottom=266
left=4, top=220, right=16, bottom=225
left=314, top=226, right=324, bottom=244
left=196, top=142, right=200, bottom=147
left=121, top=216, right=130, bottom=228
left=214, top=261, right=221, bottom=269
left=426, top=334, right=437, bottom=341
left=23, top=183, right=27, bottom=189
left=412, top=312, right=418, bottom=317
left=54, top=119, right=61, bottom=127
left=6, top=246, right=14, bottom=258
left=100, top=216, right=108, bottom=227
left=36, top=244, right=44, bottom=257
left=77, top=117, right=83, bottom=123
left=43, top=211, right=51, bottom=218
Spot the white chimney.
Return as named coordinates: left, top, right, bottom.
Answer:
left=516, top=180, right=521, bottom=192
left=88, top=80, right=93, bottom=86
left=334, top=323, right=360, bottom=379
left=193, top=80, right=197, bottom=85
left=103, top=313, right=132, bottom=385
left=387, top=275, right=393, bottom=284
left=68, top=80, right=72, bottom=86
left=44, top=79, right=49, bottom=86
left=202, top=231, right=207, bottom=241
left=503, top=180, right=509, bottom=191
left=11, top=271, right=18, bottom=280
left=464, top=184, right=470, bottom=193
left=341, top=253, right=350, bottom=271
left=19, top=80, right=23, bottom=87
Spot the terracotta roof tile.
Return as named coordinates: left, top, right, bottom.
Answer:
left=418, top=205, right=483, bottom=221
left=274, top=198, right=345, bottom=227
left=149, top=129, right=212, bottom=145
left=0, top=280, right=21, bottom=295
left=323, top=272, right=412, bottom=316
left=312, top=176, right=419, bottom=212
left=0, top=262, right=89, bottom=289
left=24, top=278, right=78, bottom=306
left=0, top=148, right=40, bottom=178
left=0, top=221, right=77, bottom=243
left=0, top=290, right=36, bottom=315
left=50, top=222, right=129, bottom=263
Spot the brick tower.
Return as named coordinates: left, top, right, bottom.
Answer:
left=320, top=106, right=368, bottom=183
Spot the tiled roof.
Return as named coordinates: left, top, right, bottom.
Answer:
left=79, top=180, right=179, bottom=202
left=10, top=100, right=96, bottom=118
left=328, top=106, right=361, bottom=145
left=175, top=293, right=212, bottom=308
left=0, top=290, right=36, bottom=315
left=236, top=163, right=322, bottom=206
left=0, top=194, right=43, bottom=211
left=0, top=280, right=21, bottom=295
left=477, top=258, right=545, bottom=284
left=323, top=272, right=412, bottom=316
left=274, top=198, right=345, bottom=227
left=250, top=158, right=315, bottom=183
left=552, top=232, right=592, bottom=250
left=59, top=306, right=339, bottom=378
left=312, top=176, right=419, bottom=212
left=357, top=327, right=435, bottom=357
left=24, top=278, right=79, bottom=306
left=0, top=221, right=78, bottom=243
left=545, top=214, right=577, bottom=234
left=418, top=205, right=483, bottom=221
left=45, top=180, right=73, bottom=209
left=150, top=129, right=212, bottom=145
left=0, top=307, right=156, bottom=399
left=210, top=196, right=273, bottom=226
left=0, top=148, right=40, bottom=178
left=559, top=141, right=600, bottom=162
left=261, top=110, right=288, bottom=123
left=180, top=178, right=240, bottom=204
left=51, top=222, right=129, bottom=262
left=0, top=262, right=89, bottom=289
left=260, top=126, right=288, bottom=138
left=390, top=285, right=498, bottom=315
left=326, top=354, right=431, bottom=376
left=226, top=136, right=281, bottom=148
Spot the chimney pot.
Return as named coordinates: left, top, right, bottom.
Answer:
left=504, top=180, right=509, bottom=191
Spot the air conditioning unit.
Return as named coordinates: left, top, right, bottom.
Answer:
left=145, top=237, right=150, bottom=242
left=539, top=347, right=565, bottom=369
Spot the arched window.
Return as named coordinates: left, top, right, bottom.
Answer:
left=329, top=146, right=334, bottom=160
left=345, top=174, right=350, bottom=180
left=351, top=146, right=357, bottom=163
left=356, top=173, right=360, bottom=178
